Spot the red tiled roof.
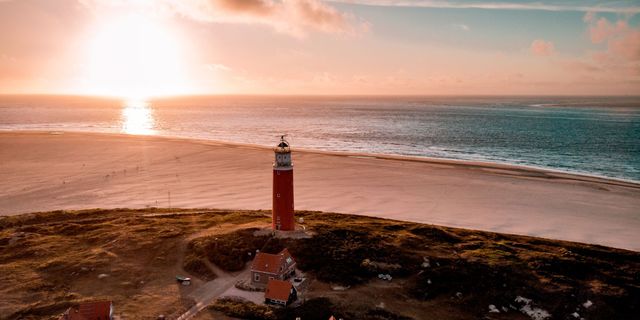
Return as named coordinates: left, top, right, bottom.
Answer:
left=265, top=279, right=294, bottom=302
left=251, top=248, right=295, bottom=274
left=60, top=301, right=112, bottom=320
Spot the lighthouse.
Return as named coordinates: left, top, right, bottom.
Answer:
left=272, top=135, right=295, bottom=231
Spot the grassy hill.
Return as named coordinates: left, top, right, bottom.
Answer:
left=0, top=209, right=638, bottom=319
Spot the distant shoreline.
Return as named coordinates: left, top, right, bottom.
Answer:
left=4, top=129, right=639, bottom=188
left=3, top=93, right=640, bottom=98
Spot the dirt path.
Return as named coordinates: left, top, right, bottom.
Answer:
left=174, top=223, right=266, bottom=320
left=176, top=264, right=250, bottom=320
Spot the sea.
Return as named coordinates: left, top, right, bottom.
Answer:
left=1, top=95, right=639, bottom=183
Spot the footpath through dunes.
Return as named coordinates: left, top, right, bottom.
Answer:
left=0, top=209, right=638, bottom=320
left=1, top=131, right=640, bottom=250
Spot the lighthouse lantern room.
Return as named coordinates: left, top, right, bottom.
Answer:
left=272, top=135, right=295, bottom=231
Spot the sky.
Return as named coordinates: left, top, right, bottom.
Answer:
left=0, top=0, right=639, bottom=97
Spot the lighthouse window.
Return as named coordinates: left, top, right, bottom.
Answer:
left=277, top=193, right=280, bottom=198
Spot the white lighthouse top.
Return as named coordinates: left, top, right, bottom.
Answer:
left=274, top=135, right=292, bottom=169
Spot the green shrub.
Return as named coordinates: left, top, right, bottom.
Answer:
left=277, top=297, right=339, bottom=320
left=182, top=253, right=216, bottom=281
left=203, top=229, right=270, bottom=271
left=289, top=229, right=420, bottom=285
left=209, top=298, right=276, bottom=320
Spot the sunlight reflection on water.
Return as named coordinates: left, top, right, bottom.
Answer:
left=121, top=99, right=155, bottom=135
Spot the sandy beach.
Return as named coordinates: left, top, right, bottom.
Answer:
left=1, top=131, right=639, bottom=251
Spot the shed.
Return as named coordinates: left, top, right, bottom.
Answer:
left=265, top=279, right=297, bottom=306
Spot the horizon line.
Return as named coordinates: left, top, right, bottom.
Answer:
left=2, top=93, right=640, bottom=99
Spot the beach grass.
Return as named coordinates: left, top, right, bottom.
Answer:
left=1, top=208, right=638, bottom=319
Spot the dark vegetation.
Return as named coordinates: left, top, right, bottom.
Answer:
left=189, top=228, right=270, bottom=272
left=186, top=225, right=421, bottom=284
left=211, top=297, right=413, bottom=320
left=182, top=249, right=216, bottom=281
left=188, top=212, right=640, bottom=319
left=209, top=298, right=277, bottom=320
left=0, top=208, right=269, bottom=319
left=1, top=209, right=639, bottom=319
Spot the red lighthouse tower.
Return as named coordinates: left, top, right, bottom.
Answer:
left=272, top=135, right=295, bottom=231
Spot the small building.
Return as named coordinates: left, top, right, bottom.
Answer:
left=58, top=300, right=113, bottom=320
left=265, top=279, right=297, bottom=306
left=251, top=248, right=296, bottom=287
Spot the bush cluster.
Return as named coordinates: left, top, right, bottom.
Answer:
left=209, top=299, right=276, bottom=320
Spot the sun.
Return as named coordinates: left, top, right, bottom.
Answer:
left=81, top=13, right=190, bottom=100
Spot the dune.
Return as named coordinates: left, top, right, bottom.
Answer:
left=1, top=131, right=639, bottom=250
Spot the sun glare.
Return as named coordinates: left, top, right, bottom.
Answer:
left=121, top=99, right=155, bottom=135
left=82, top=14, right=190, bottom=100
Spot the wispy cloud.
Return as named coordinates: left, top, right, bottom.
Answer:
left=557, top=12, right=640, bottom=85
left=530, top=39, right=555, bottom=56
left=79, top=0, right=369, bottom=37
left=586, top=14, right=640, bottom=62
left=205, top=63, right=232, bottom=72
left=331, top=0, right=640, bottom=13
left=452, top=23, right=469, bottom=31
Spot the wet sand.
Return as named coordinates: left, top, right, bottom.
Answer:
left=1, top=131, right=639, bottom=250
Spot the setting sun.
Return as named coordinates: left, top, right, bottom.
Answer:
left=81, top=13, right=189, bottom=99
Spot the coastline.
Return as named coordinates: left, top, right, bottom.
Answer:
left=5, top=129, right=639, bottom=188
left=1, top=130, right=639, bottom=251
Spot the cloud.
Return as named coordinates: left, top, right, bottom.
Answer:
left=583, top=11, right=596, bottom=23
left=609, top=31, right=640, bottom=61
left=205, top=63, right=232, bottom=72
left=452, top=23, right=469, bottom=31
left=214, top=0, right=274, bottom=16
left=589, top=17, right=629, bottom=43
left=565, top=13, right=640, bottom=84
left=587, top=15, right=640, bottom=61
left=329, top=0, right=640, bottom=13
left=530, top=39, right=555, bottom=56
left=79, top=0, right=368, bottom=37
left=292, top=0, right=357, bottom=33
